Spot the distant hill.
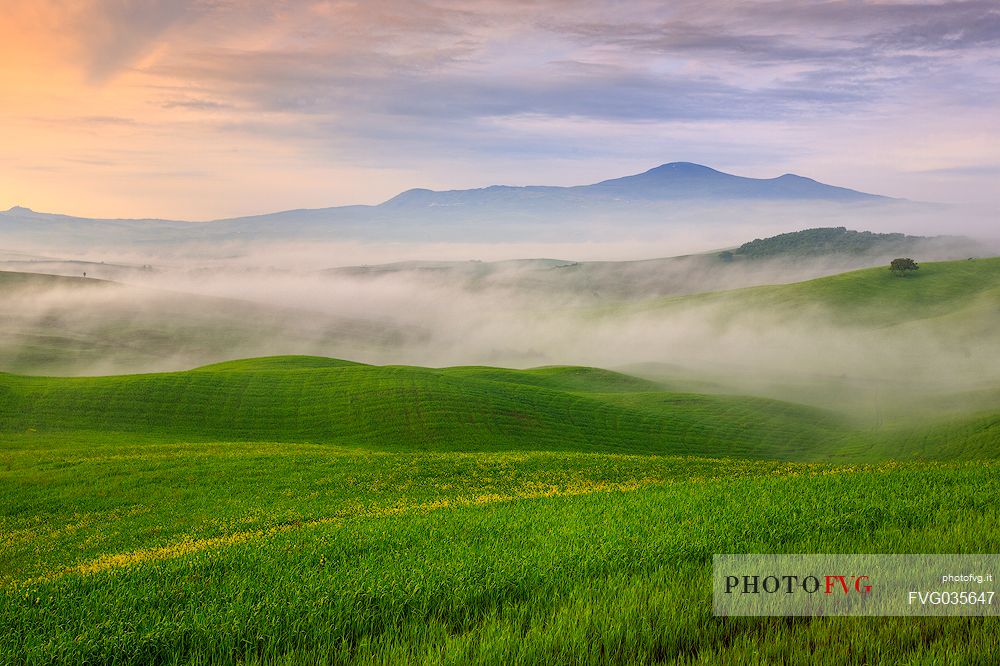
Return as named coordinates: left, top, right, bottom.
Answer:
left=614, top=257, right=1000, bottom=414
left=325, top=227, right=985, bottom=303
left=0, top=163, right=902, bottom=247
left=380, top=162, right=889, bottom=210
left=585, top=163, right=885, bottom=201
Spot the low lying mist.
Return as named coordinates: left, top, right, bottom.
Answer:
left=1, top=223, right=998, bottom=423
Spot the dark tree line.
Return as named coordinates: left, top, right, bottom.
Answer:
left=723, top=227, right=920, bottom=261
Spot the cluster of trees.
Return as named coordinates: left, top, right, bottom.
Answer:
left=889, top=258, right=919, bottom=274
left=719, top=227, right=920, bottom=261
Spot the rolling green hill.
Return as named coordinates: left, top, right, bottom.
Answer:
left=1, top=355, right=997, bottom=462
left=3, top=259, right=999, bottom=663
left=630, top=256, right=1000, bottom=324
left=1, top=355, right=999, bottom=664
left=0, top=356, right=847, bottom=460
left=2, top=312, right=998, bottom=665
left=606, top=257, right=1000, bottom=414
left=2, top=254, right=998, bottom=383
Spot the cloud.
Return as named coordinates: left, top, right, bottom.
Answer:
left=4, top=0, right=1000, bottom=215
left=915, top=163, right=1000, bottom=176
left=132, top=1, right=1000, bottom=130
left=160, top=97, right=231, bottom=110
left=69, top=0, right=207, bottom=84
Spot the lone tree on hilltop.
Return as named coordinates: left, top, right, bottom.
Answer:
left=889, top=258, right=919, bottom=275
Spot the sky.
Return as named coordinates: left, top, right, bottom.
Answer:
left=2, top=0, right=1000, bottom=220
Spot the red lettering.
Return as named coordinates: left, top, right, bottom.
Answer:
left=825, top=575, right=849, bottom=594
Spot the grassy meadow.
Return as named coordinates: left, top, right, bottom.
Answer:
left=3, top=432, right=1000, bottom=664
left=2, top=259, right=999, bottom=664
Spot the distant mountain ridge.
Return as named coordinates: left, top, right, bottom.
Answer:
left=571, top=162, right=884, bottom=201
left=380, top=162, right=888, bottom=210
left=1, top=163, right=901, bottom=247
left=4, top=162, right=892, bottom=223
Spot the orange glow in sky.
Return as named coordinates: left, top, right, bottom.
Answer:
left=3, top=1, right=1000, bottom=219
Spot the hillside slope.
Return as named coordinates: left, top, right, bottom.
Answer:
left=1, top=355, right=997, bottom=461
left=630, top=256, right=1000, bottom=322
left=0, top=357, right=845, bottom=459
left=609, top=257, right=1000, bottom=414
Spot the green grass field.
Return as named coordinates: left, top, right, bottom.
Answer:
left=2, top=355, right=1000, bottom=664
left=2, top=258, right=1000, bottom=664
